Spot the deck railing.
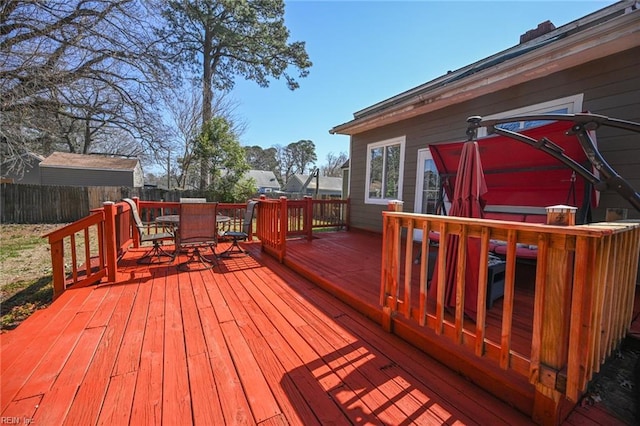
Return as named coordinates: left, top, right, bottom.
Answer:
left=45, top=212, right=106, bottom=298
left=255, top=196, right=350, bottom=262
left=379, top=211, right=640, bottom=421
left=256, top=197, right=288, bottom=262
left=45, top=196, right=347, bottom=296
left=44, top=200, right=136, bottom=298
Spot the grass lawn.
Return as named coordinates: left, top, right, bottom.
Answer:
left=0, top=224, right=61, bottom=331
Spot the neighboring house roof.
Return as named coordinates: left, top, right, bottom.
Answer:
left=246, top=170, right=280, bottom=189
left=285, top=174, right=342, bottom=193
left=330, top=1, right=639, bottom=135
left=40, top=152, right=140, bottom=171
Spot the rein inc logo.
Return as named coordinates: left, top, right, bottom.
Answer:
left=1, top=418, right=33, bottom=424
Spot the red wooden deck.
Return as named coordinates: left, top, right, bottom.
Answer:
left=1, top=232, right=635, bottom=424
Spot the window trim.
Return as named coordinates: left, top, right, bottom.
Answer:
left=364, top=136, right=406, bottom=205
left=478, top=94, right=584, bottom=136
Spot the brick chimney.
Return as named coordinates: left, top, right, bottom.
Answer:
left=519, top=20, right=556, bottom=43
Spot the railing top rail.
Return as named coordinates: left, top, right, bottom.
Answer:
left=383, top=211, right=640, bottom=237
left=44, top=211, right=105, bottom=242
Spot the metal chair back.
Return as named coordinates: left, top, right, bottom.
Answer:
left=122, top=198, right=146, bottom=239
left=122, top=198, right=174, bottom=264
left=178, top=202, right=219, bottom=246
left=241, top=200, right=258, bottom=235
left=175, top=202, right=220, bottom=271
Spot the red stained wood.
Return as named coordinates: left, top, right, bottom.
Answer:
left=4, top=230, right=628, bottom=425
left=112, top=278, right=152, bottom=376
left=7, top=310, right=92, bottom=404
left=96, top=371, right=137, bottom=425
left=129, top=275, right=166, bottom=425
left=162, top=273, right=192, bottom=426
left=220, top=320, right=281, bottom=423
left=32, top=326, right=104, bottom=425
left=62, top=283, right=138, bottom=425
left=197, top=306, right=253, bottom=424
left=1, top=286, right=95, bottom=376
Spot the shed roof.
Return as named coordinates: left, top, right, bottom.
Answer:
left=40, top=152, right=139, bottom=171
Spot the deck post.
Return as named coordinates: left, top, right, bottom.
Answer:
left=103, top=201, right=118, bottom=282
left=532, top=234, right=575, bottom=425
left=49, top=239, right=65, bottom=299
left=304, top=196, right=313, bottom=241
left=279, top=196, right=288, bottom=262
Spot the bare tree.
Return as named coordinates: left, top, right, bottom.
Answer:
left=321, top=152, right=348, bottom=177
left=1, top=0, right=171, bottom=176
left=276, top=139, right=317, bottom=184
left=163, top=81, right=247, bottom=189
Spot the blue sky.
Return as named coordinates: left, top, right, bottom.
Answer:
left=230, top=1, right=615, bottom=168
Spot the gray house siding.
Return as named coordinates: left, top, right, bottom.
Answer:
left=581, top=49, right=640, bottom=217
left=38, top=153, right=144, bottom=188
left=40, top=167, right=137, bottom=187
left=347, top=47, right=640, bottom=232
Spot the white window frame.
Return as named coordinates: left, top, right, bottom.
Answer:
left=364, top=136, right=406, bottom=205
left=478, top=94, right=584, bottom=137
left=414, top=148, right=449, bottom=215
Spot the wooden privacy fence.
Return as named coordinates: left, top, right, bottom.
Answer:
left=1, top=182, right=240, bottom=224
left=380, top=211, right=640, bottom=422
left=2, top=183, right=92, bottom=223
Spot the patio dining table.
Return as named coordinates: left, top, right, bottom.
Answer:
left=155, top=214, right=231, bottom=234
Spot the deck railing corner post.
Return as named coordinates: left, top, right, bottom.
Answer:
left=103, top=201, right=118, bottom=282
left=346, top=197, right=351, bottom=231
left=49, top=239, right=65, bottom=299
left=304, top=195, right=313, bottom=241
left=279, top=196, right=288, bottom=261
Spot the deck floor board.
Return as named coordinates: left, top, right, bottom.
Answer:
left=4, top=233, right=620, bottom=424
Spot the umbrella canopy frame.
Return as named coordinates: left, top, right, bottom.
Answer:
left=469, top=112, right=640, bottom=213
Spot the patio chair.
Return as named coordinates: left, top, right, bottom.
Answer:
left=219, top=200, right=258, bottom=257
left=122, top=198, right=174, bottom=264
left=176, top=201, right=219, bottom=271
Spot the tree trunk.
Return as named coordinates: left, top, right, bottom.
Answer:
left=199, top=26, right=213, bottom=190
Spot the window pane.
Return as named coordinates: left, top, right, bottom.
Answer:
left=369, top=146, right=383, bottom=199
left=383, top=144, right=400, bottom=198
left=365, top=137, right=404, bottom=204
left=422, top=159, right=440, bottom=214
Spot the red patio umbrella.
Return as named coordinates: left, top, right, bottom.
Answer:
left=430, top=140, right=488, bottom=320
